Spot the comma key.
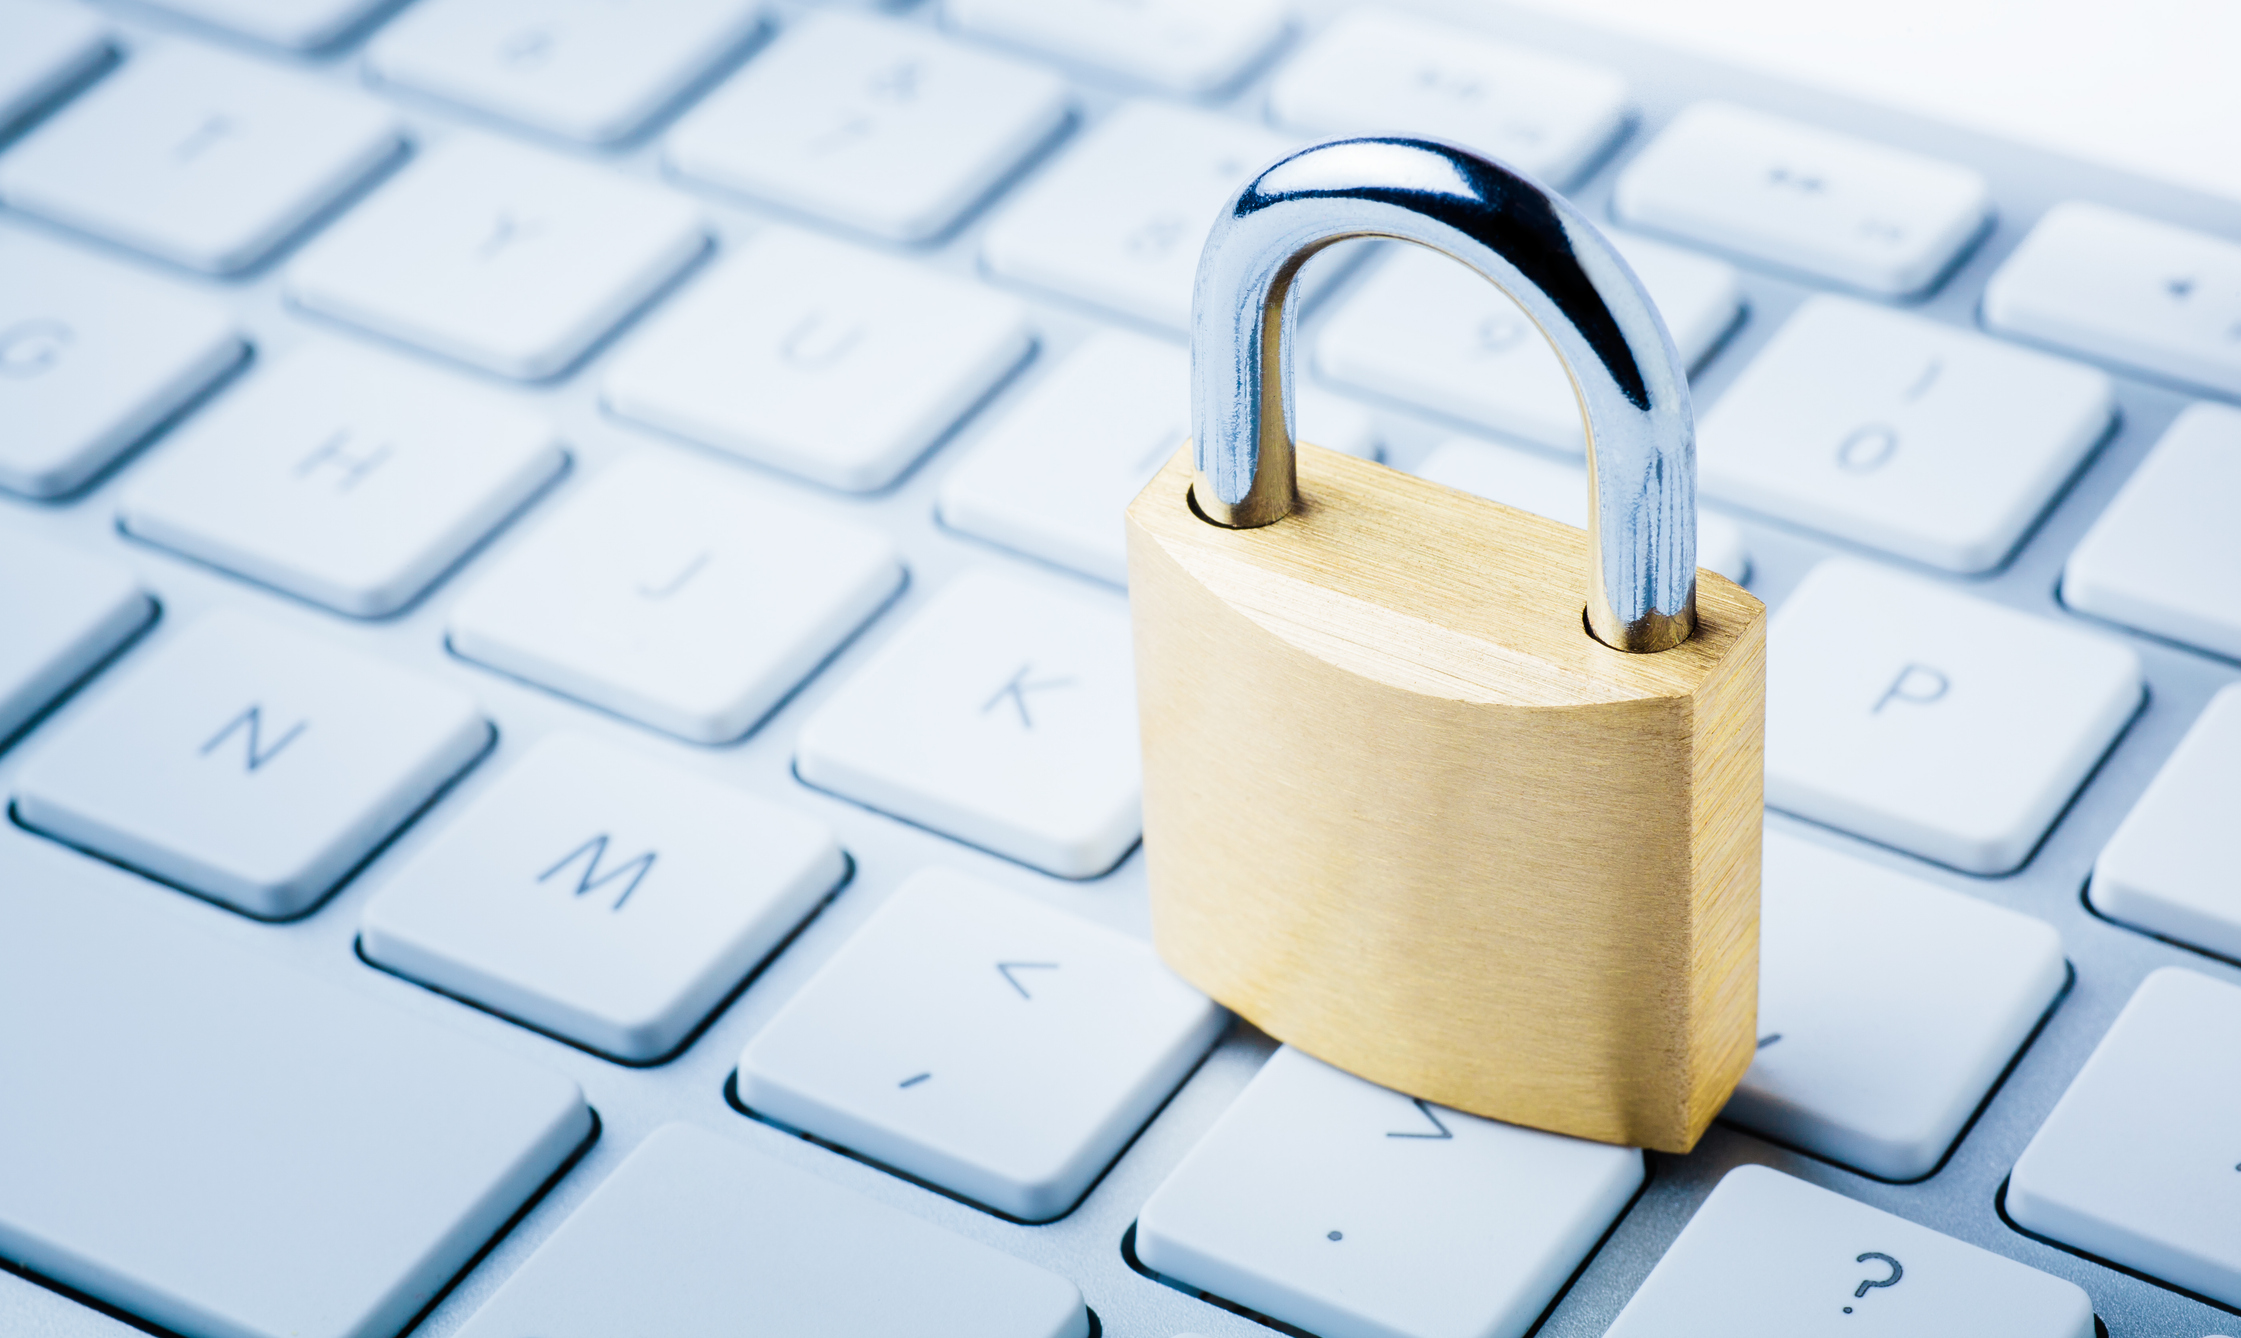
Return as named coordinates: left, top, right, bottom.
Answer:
left=739, top=869, right=1224, bottom=1221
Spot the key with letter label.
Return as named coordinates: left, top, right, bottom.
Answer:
left=12, top=609, right=491, bottom=918
left=454, top=1123, right=1087, bottom=1338
left=980, top=100, right=1295, bottom=332
left=795, top=568, right=1139, bottom=878
left=0, top=531, right=152, bottom=746
left=2009, top=967, right=2241, bottom=1308
left=739, top=868, right=1225, bottom=1221
left=1135, top=1045, right=1644, bottom=1338
left=938, top=330, right=1376, bottom=586
left=120, top=343, right=564, bottom=616
left=1613, top=102, right=1990, bottom=296
left=1766, top=559, right=2140, bottom=874
left=1983, top=201, right=2241, bottom=398
left=1726, top=829, right=2066, bottom=1180
left=0, top=229, right=243, bottom=498
left=362, top=732, right=846, bottom=1061
left=1604, top=1165, right=2094, bottom=1336
left=1700, top=295, right=2113, bottom=573
left=1267, top=9, right=1628, bottom=188
left=449, top=451, right=903, bottom=744
left=604, top=227, right=1031, bottom=491
left=287, top=135, right=706, bottom=379
left=0, top=45, right=400, bottom=273
left=2091, top=683, right=2241, bottom=961
left=666, top=11, right=1069, bottom=242
left=367, top=0, right=765, bottom=144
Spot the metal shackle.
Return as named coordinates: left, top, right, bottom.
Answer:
left=1190, top=136, right=1698, bottom=653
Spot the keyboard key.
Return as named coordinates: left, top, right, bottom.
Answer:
left=363, top=732, right=844, bottom=1060
left=1136, top=1045, right=1644, bottom=1338
left=603, top=227, right=1031, bottom=490
left=795, top=569, right=1137, bottom=877
left=740, top=868, right=1224, bottom=1221
left=1604, top=1164, right=2094, bottom=1336
left=453, top=1123, right=1089, bottom=1338
left=119, top=343, right=564, bottom=616
left=1315, top=230, right=1740, bottom=453
left=1984, top=201, right=2241, bottom=398
left=1267, top=9, right=1628, bottom=187
left=449, top=451, right=902, bottom=743
left=2011, top=966, right=2241, bottom=1307
left=667, top=11, right=1069, bottom=242
left=1726, top=829, right=2065, bottom=1180
left=936, top=330, right=1375, bottom=586
left=2064, top=402, right=2241, bottom=655
left=1767, top=558, right=2140, bottom=874
left=0, top=45, right=400, bottom=273
left=981, top=100, right=1292, bottom=331
left=0, top=229, right=242, bottom=497
left=0, top=531, right=151, bottom=745
left=133, top=0, right=389, bottom=48
left=1414, top=436, right=1750, bottom=584
left=367, top=0, right=763, bottom=144
left=12, top=609, right=490, bottom=918
left=1700, top=294, right=2113, bottom=573
left=286, top=135, right=706, bottom=379
left=1612, top=102, right=1991, bottom=296
left=2093, top=687, right=2241, bottom=964
left=0, top=830, right=592, bottom=1338
left=942, top=0, right=1285, bottom=97
left=0, top=0, right=107, bottom=132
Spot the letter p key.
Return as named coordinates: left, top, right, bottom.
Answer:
left=1872, top=663, right=1949, bottom=715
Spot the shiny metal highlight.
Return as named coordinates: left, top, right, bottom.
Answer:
left=1189, top=135, right=1698, bottom=652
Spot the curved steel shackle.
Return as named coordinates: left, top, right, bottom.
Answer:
left=1190, top=136, right=1697, bottom=653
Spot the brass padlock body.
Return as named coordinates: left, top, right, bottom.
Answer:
left=1128, top=443, right=1765, bottom=1153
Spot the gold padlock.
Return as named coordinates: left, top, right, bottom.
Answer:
left=1126, top=137, right=1766, bottom=1153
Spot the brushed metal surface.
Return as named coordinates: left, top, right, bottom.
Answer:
left=1128, top=442, right=1764, bottom=1151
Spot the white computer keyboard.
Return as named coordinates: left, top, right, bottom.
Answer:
left=2, top=0, right=2239, bottom=1335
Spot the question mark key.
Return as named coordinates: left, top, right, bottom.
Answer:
left=1599, top=1165, right=2097, bottom=1335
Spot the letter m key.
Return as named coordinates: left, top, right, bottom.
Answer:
left=537, top=834, right=657, bottom=911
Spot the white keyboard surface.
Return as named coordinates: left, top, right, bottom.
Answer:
left=2, top=1, right=2238, bottom=1336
